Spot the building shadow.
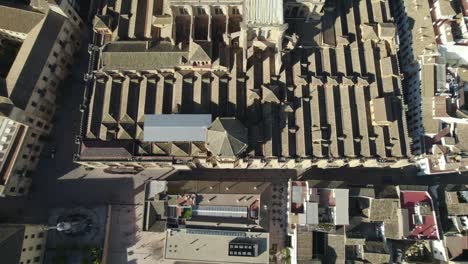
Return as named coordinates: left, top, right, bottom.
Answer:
left=48, top=176, right=149, bottom=263
left=389, top=0, right=424, bottom=155
left=166, top=168, right=296, bottom=183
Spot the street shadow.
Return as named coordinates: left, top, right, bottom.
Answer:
left=25, top=30, right=91, bottom=214
left=389, top=0, right=423, bottom=154
left=298, top=165, right=468, bottom=185
left=49, top=176, right=135, bottom=207
left=165, top=168, right=296, bottom=183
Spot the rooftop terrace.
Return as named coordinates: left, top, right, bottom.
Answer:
left=400, top=191, right=439, bottom=240
left=165, top=228, right=269, bottom=263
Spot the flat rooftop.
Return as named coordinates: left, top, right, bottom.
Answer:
left=400, top=191, right=439, bottom=240
left=165, top=228, right=269, bottom=263
left=196, top=193, right=260, bottom=206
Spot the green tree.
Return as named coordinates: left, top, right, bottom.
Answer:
left=279, top=248, right=291, bottom=264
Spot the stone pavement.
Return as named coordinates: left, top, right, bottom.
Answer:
left=107, top=205, right=167, bottom=264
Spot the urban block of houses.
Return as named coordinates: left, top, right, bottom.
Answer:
left=288, top=183, right=449, bottom=264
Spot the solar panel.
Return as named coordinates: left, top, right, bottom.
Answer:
left=186, top=229, right=246, bottom=237
left=192, top=205, right=248, bottom=218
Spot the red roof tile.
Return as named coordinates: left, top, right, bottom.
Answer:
left=400, top=191, right=439, bottom=240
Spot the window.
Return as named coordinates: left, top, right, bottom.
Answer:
left=298, top=8, right=306, bottom=17
left=37, top=89, right=45, bottom=97
left=36, top=121, right=43, bottom=128
left=58, top=40, right=66, bottom=49
left=30, top=156, right=36, bottom=162
left=22, top=248, right=26, bottom=252
left=28, top=118, right=34, bottom=123
left=39, top=105, right=46, bottom=112
left=36, top=245, right=42, bottom=250
left=67, top=10, right=72, bottom=15
left=53, top=52, right=58, bottom=58
left=42, top=76, right=48, bottom=82
left=31, top=101, right=37, bottom=107
left=31, top=234, right=35, bottom=238
left=64, top=27, right=69, bottom=34
left=22, top=154, right=28, bottom=159
left=38, top=232, right=44, bottom=238
left=31, top=133, right=37, bottom=138
left=50, top=80, right=57, bottom=87
left=24, top=235, right=28, bottom=239
left=44, top=125, right=50, bottom=130
left=27, top=260, right=31, bottom=264
left=29, top=246, right=33, bottom=251
left=34, top=257, right=40, bottom=263
left=179, top=8, right=188, bottom=15
left=197, top=8, right=205, bottom=15
left=16, top=169, right=25, bottom=176
left=10, top=187, right=15, bottom=192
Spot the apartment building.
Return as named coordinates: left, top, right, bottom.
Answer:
left=288, top=181, right=349, bottom=263
left=0, top=116, right=39, bottom=197
left=0, top=224, right=48, bottom=264
left=77, top=0, right=412, bottom=170
left=0, top=0, right=84, bottom=196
